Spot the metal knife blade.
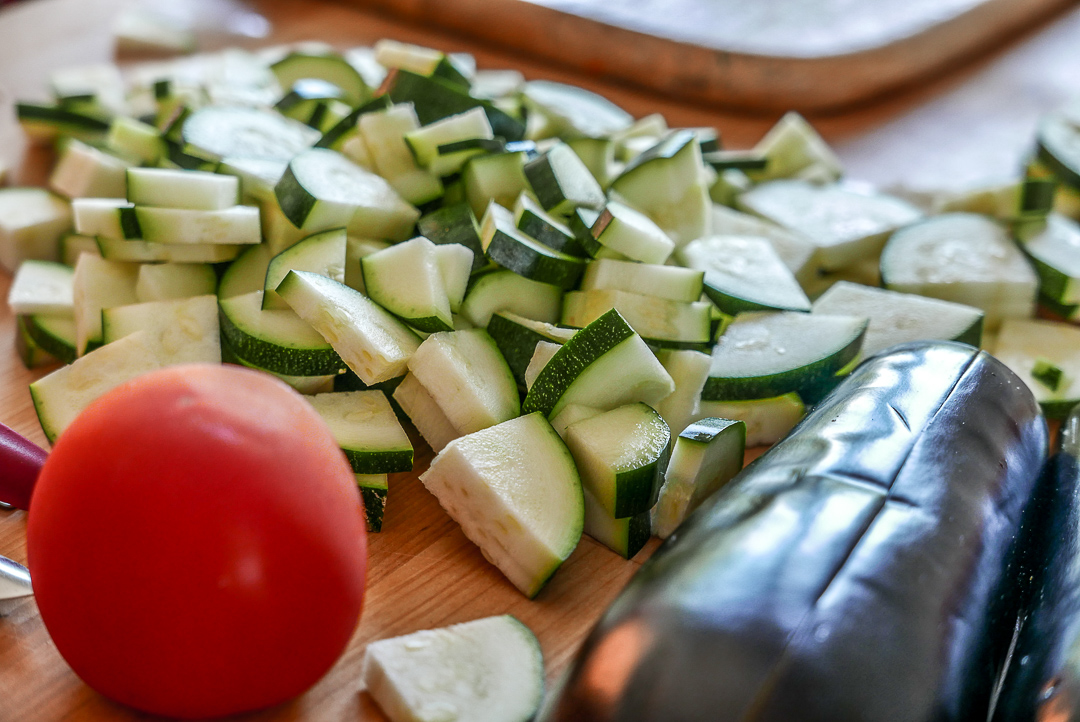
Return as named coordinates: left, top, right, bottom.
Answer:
left=0, top=555, right=32, bottom=600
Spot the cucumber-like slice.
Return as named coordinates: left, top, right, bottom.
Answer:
left=72, top=255, right=138, bottom=355
left=218, top=157, right=288, bottom=204
left=308, top=391, right=413, bottom=473
left=697, top=392, right=805, bottom=447
left=992, top=319, right=1080, bottom=419
left=271, top=50, right=369, bottom=106
left=262, top=227, right=346, bottom=310
left=880, top=213, right=1038, bottom=332
left=582, top=487, right=651, bottom=559
left=373, top=39, right=471, bottom=87
left=521, top=80, right=632, bottom=139
left=418, top=203, right=486, bottom=272
left=135, top=262, right=216, bottom=302
left=677, top=235, right=811, bottom=314
left=60, top=233, right=100, bottom=266
left=568, top=137, right=616, bottom=187
left=654, top=348, right=711, bottom=436
left=525, top=340, right=563, bottom=391
left=421, top=412, right=583, bottom=597
left=463, top=151, right=531, bottom=219
left=261, top=196, right=307, bottom=255
left=355, top=474, right=388, bottom=533
left=1022, top=213, right=1080, bottom=304
left=549, top=403, right=603, bottom=439
left=407, top=329, right=520, bottom=435
left=30, top=332, right=163, bottom=442
left=219, top=290, right=344, bottom=376
left=106, top=116, right=164, bottom=166
left=811, top=281, right=983, bottom=356
left=565, top=402, right=670, bottom=519
left=16, top=315, right=58, bottom=369
left=524, top=142, right=605, bottom=215
left=710, top=203, right=816, bottom=283
left=487, top=311, right=575, bottom=388
left=7, top=261, right=73, bottom=316
left=581, top=258, right=703, bottom=303
left=25, top=314, right=77, bottom=365
left=219, top=244, right=272, bottom=299
left=100, top=295, right=220, bottom=366
left=746, top=111, right=842, bottom=183
left=740, top=180, right=923, bottom=271
left=181, top=106, right=320, bottom=162
left=385, top=69, right=525, bottom=142
left=16, top=101, right=109, bottom=143
left=0, top=188, right=72, bottom=272
left=651, top=417, right=746, bottom=539
left=480, top=202, right=586, bottom=290
left=126, top=168, right=239, bottom=210
left=344, top=236, right=390, bottom=294
left=1036, top=106, right=1080, bottom=190
left=562, top=289, right=712, bottom=348
left=610, top=130, right=711, bottom=247
left=703, top=311, right=867, bottom=402
left=72, top=198, right=139, bottom=240
left=404, top=107, right=494, bottom=177
left=393, top=372, right=460, bottom=452
left=134, top=205, right=261, bottom=245
left=358, top=104, right=443, bottom=206
left=523, top=309, right=674, bottom=418
left=362, top=236, right=454, bottom=332
left=276, top=270, right=422, bottom=384
left=459, top=269, right=562, bottom=328
left=513, top=193, right=582, bottom=256
left=49, top=139, right=131, bottom=199
left=362, top=615, right=544, bottom=722
left=585, top=201, right=674, bottom=265
left=433, top=243, right=474, bottom=313
left=275, top=148, right=420, bottom=241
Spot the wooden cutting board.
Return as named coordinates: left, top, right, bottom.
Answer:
left=349, top=0, right=1079, bottom=110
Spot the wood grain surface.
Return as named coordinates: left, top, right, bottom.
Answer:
left=0, top=0, right=1078, bottom=719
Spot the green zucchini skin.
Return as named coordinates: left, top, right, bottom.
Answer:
left=992, top=406, right=1080, bottom=721
left=540, top=341, right=1048, bottom=722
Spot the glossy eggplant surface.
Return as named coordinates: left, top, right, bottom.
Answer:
left=993, top=404, right=1080, bottom=721
left=540, top=342, right=1048, bottom=722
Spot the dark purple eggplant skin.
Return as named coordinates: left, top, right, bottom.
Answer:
left=0, top=422, right=46, bottom=510
left=539, top=342, right=1048, bottom=722
left=991, top=405, right=1080, bottom=721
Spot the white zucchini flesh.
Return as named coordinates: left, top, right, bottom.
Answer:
left=747, top=111, right=843, bottom=183
left=407, top=329, right=520, bottom=435
left=581, top=258, right=704, bottom=303
left=710, top=204, right=816, bottom=284
left=676, top=235, right=810, bottom=313
left=262, top=227, right=347, bottom=310
left=135, top=263, right=217, bottom=303
left=992, top=319, right=1080, bottom=418
left=651, top=417, right=746, bottom=540
left=420, top=412, right=584, bottom=598
left=100, top=295, right=221, bottom=365
left=361, top=236, right=454, bottom=332
left=654, top=348, right=712, bottom=436
left=358, top=104, right=443, bottom=205
left=7, top=261, right=74, bottom=316
left=276, top=270, right=421, bottom=385
left=393, top=372, right=460, bottom=453
left=880, top=212, right=1038, bottom=332
left=696, top=393, right=806, bottom=447
left=135, top=205, right=262, bottom=245
left=30, top=331, right=164, bottom=443
left=562, top=289, right=712, bottom=346
left=0, top=188, right=72, bottom=272
left=549, top=403, right=604, bottom=440
left=524, top=341, right=563, bottom=391
left=553, top=334, right=673, bottom=419
left=72, top=255, right=139, bottom=355
left=739, top=180, right=923, bottom=271
left=126, top=168, right=239, bottom=210
left=307, top=390, right=412, bottom=473
left=432, top=243, right=474, bottom=313
left=811, top=281, right=983, bottom=356
left=405, top=107, right=494, bottom=177
left=589, top=201, right=675, bottom=265
left=1022, top=213, right=1080, bottom=303
left=362, top=615, right=544, bottom=722
left=49, top=139, right=131, bottom=199
left=459, top=270, right=563, bottom=328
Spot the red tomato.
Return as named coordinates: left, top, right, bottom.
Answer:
left=27, top=364, right=367, bottom=719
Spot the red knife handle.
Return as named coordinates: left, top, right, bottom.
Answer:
left=0, top=423, right=46, bottom=510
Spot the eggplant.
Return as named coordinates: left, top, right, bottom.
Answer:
left=992, top=404, right=1080, bottom=721
left=0, top=422, right=45, bottom=510
left=540, top=342, right=1048, bottom=722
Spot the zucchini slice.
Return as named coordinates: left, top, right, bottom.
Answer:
left=993, top=319, right=1080, bottom=418
left=263, top=227, right=347, bottom=310
left=651, top=416, right=746, bottom=540
left=703, top=311, right=867, bottom=402
left=1022, top=213, right=1080, bottom=304
left=459, top=269, right=562, bottom=328
left=654, top=348, right=712, bottom=436
left=487, top=311, right=576, bottom=388
left=271, top=50, right=370, bottom=106
left=361, top=615, right=544, bottom=722
left=581, top=258, right=703, bottom=303
left=100, top=295, right=221, bottom=365
left=7, top=260, right=74, bottom=316
left=49, top=139, right=131, bottom=199
left=1036, top=104, right=1080, bottom=190
left=585, top=201, right=675, bottom=265
left=583, top=488, right=652, bottom=559
left=181, top=106, right=319, bottom=162
left=361, top=236, right=454, bottom=332
left=392, top=372, right=460, bottom=452
left=418, top=202, right=486, bottom=272
left=697, top=392, right=806, bottom=447
left=308, top=391, right=413, bottom=473
left=358, top=104, right=443, bottom=206
left=677, top=235, right=810, bottom=314
left=562, top=289, right=712, bottom=348
left=24, top=314, right=77, bottom=365
left=135, top=263, right=216, bottom=303
left=72, top=255, right=138, bottom=355
left=420, top=412, right=583, bottom=597
left=524, top=142, right=605, bottom=215
left=0, top=188, right=73, bottom=272
left=811, top=281, right=983, bottom=356
left=480, top=202, right=586, bottom=290
left=514, top=192, right=583, bottom=256
left=356, top=474, right=388, bottom=533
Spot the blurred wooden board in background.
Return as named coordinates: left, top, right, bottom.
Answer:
left=350, top=0, right=1079, bottom=111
